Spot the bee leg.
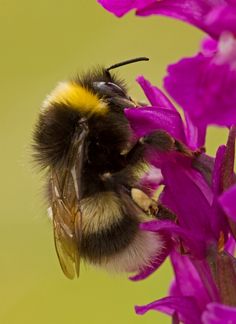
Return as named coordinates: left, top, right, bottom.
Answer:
left=140, top=130, right=195, bottom=157
left=131, top=188, right=158, bottom=214
left=155, top=203, right=177, bottom=221
left=124, top=130, right=196, bottom=166
left=123, top=141, right=146, bottom=165
left=130, top=187, right=178, bottom=221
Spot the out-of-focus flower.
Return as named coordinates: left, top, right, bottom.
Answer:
left=97, top=0, right=236, bottom=39
left=164, top=32, right=236, bottom=129
left=137, top=1, right=236, bottom=40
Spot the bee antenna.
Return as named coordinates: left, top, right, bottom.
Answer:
left=106, top=57, right=149, bottom=73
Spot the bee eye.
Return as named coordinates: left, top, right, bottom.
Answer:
left=93, top=81, right=127, bottom=98
left=107, top=82, right=127, bottom=96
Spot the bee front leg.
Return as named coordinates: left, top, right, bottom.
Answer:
left=140, top=130, right=195, bottom=158
left=125, top=130, right=196, bottom=166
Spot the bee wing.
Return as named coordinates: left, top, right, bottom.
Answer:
left=51, top=171, right=82, bottom=279
left=50, top=121, right=88, bottom=279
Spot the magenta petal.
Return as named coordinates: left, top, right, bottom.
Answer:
left=141, top=220, right=206, bottom=258
left=170, top=250, right=211, bottom=311
left=202, top=302, right=236, bottom=324
left=136, top=0, right=223, bottom=39
left=135, top=296, right=201, bottom=324
left=164, top=54, right=236, bottom=128
left=205, top=5, right=236, bottom=39
left=160, top=164, right=217, bottom=242
left=192, top=153, right=215, bottom=189
left=137, top=75, right=176, bottom=111
left=201, top=37, right=218, bottom=57
left=169, top=250, right=219, bottom=306
left=140, top=166, right=163, bottom=195
left=129, top=233, right=172, bottom=281
left=97, top=0, right=155, bottom=17
left=125, top=107, right=186, bottom=143
left=97, top=0, right=134, bottom=17
left=136, top=1, right=236, bottom=40
left=169, top=279, right=180, bottom=299
left=184, top=112, right=206, bottom=149
left=219, top=184, right=236, bottom=222
left=192, top=259, right=220, bottom=303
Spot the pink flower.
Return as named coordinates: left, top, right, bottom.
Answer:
left=164, top=33, right=236, bottom=129
left=97, top=0, right=236, bottom=39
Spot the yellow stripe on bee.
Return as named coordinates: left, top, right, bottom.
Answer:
left=42, top=81, right=108, bottom=115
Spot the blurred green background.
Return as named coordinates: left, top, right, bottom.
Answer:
left=0, top=1, right=227, bottom=324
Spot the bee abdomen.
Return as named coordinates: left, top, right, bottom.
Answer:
left=102, top=231, right=163, bottom=273
left=81, top=214, right=139, bottom=262
left=80, top=191, right=139, bottom=262
left=79, top=191, right=164, bottom=273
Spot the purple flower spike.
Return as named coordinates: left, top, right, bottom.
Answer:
left=125, top=74, right=236, bottom=322
left=97, top=2, right=236, bottom=322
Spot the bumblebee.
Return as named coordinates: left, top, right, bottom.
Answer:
left=33, top=57, right=188, bottom=279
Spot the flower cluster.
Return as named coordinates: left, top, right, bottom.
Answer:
left=98, top=1, right=236, bottom=323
